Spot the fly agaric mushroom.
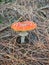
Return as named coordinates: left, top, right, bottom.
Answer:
left=11, top=21, right=37, bottom=43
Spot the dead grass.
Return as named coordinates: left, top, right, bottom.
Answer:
left=0, top=0, right=49, bottom=65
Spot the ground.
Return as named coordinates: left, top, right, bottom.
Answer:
left=0, top=0, right=49, bottom=65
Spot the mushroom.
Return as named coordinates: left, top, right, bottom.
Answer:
left=11, top=21, right=37, bottom=43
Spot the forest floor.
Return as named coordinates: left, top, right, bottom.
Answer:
left=0, top=0, right=49, bottom=65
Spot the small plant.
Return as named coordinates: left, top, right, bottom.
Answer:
left=0, top=20, right=2, bottom=24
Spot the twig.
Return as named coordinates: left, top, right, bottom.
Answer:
left=34, top=5, right=49, bottom=11
left=0, top=34, right=11, bottom=39
left=0, top=16, right=22, bottom=32
left=0, top=25, right=10, bottom=32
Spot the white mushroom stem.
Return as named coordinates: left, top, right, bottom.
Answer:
left=21, top=36, right=25, bottom=43
left=19, top=32, right=28, bottom=43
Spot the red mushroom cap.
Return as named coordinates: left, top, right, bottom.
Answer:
left=11, top=21, right=37, bottom=31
